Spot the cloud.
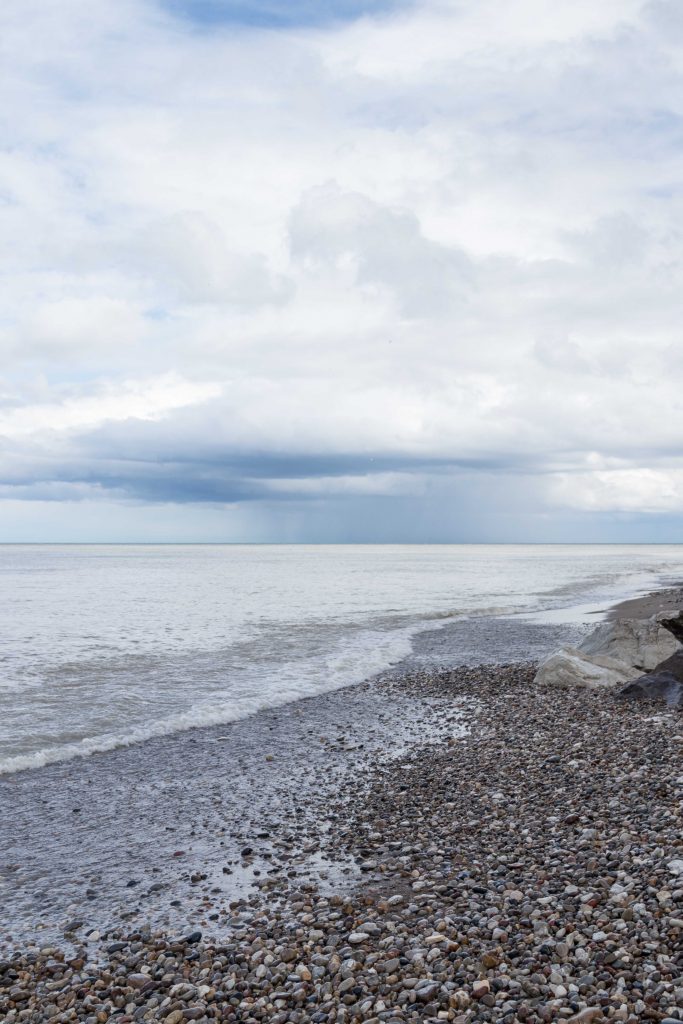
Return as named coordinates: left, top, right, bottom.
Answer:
left=1, top=0, right=683, bottom=539
left=0, top=375, right=221, bottom=438
left=129, top=212, right=293, bottom=307
left=550, top=466, right=683, bottom=513
left=289, top=183, right=472, bottom=316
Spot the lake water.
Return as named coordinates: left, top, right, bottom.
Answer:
left=1, top=543, right=682, bottom=774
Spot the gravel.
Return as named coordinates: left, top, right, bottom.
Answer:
left=1, top=662, right=682, bottom=1023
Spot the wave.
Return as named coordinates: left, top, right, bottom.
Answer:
left=0, top=626, right=417, bottom=777
left=2, top=562, right=673, bottom=778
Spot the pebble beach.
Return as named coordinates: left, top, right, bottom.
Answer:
left=2, top=630, right=682, bottom=1024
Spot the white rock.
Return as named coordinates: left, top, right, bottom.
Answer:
left=667, top=859, right=683, bottom=876
left=534, top=612, right=681, bottom=691
left=580, top=615, right=680, bottom=671
left=534, top=647, right=641, bottom=690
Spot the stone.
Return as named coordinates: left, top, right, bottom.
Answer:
left=472, top=979, right=490, bottom=999
left=416, top=981, right=439, bottom=1002
left=535, top=611, right=681, bottom=690
left=534, top=647, right=641, bottom=690
left=580, top=615, right=680, bottom=671
left=619, top=664, right=683, bottom=708
left=128, top=973, right=151, bottom=989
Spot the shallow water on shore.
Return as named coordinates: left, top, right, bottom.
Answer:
left=2, top=543, right=683, bottom=775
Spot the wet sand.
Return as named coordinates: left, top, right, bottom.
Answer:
left=607, top=584, right=683, bottom=621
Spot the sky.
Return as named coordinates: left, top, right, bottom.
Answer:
left=1, top=0, right=683, bottom=542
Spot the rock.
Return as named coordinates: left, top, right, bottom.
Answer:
left=535, top=611, right=681, bottom=690
left=451, top=990, right=471, bottom=1009
left=567, top=1010, right=603, bottom=1023
left=128, top=973, right=151, bottom=989
left=416, top=981, right=439, bottom=1002
left=472, top=979, right=490, bottom=999
left=617, top=614, right=683, bottom=707
left=534, top=647, right=641, bottom=690
left=348, top=931, right=370, bottom=944
left=580, top=615, right=680, bottom=671
left=667, top=859, right=683, bottom=876
left=619, top=663, right=683, bottom=708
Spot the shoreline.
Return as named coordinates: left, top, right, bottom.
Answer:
left=2, top=589, right=683, bottom=1022
left=606, top=584, right=683, bottom=621
left=1, top=580, right=674, bottom=783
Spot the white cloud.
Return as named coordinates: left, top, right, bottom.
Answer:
left=1, top=0, right=683, bottom=535
left=550, top=467, right=683, bottom=513
left=0, top=374, right=221, bottom=439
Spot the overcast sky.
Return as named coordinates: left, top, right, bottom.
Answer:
left=1, top=0, right=683, bottom=542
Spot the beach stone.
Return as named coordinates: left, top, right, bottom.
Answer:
left=619, top=665, right=683, bottom=708
left=128, top=973, right=151, bottom=989
left=534, top=647, right=640, bottom=689
left=580, top=615, right=680, bottom=670
left=535, top=610, right=681, bottom=690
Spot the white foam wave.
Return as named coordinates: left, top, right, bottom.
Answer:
left=0, top=626, right=417, bottom=776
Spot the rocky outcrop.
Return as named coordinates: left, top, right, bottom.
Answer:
left=618, top=614, right=683, bottom=708
left=534, top=611, right=682, bottom=691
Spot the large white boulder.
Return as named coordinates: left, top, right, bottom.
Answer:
left=578, top=615, right=680, bottom=672
left=535, top=647, right=642, bottom=690
left=534, top=613, right=681, bottom=690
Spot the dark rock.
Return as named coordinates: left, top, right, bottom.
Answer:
left=618, top=614, right=683, bottom=708
left=619, top=668, right=683, bottom=707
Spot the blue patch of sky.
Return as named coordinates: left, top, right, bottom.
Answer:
left=144, top=307, right=173, bottom=321
left=161, top=0, right=410, bottom=30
